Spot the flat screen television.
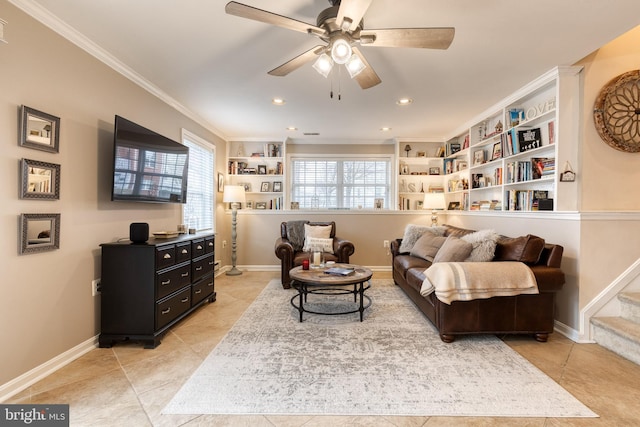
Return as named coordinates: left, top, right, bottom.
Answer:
left=111, top=115, right=188, bottom=204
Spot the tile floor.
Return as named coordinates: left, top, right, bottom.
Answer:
left=6, top=271, right=640, bottom=426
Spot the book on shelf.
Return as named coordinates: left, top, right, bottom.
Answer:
left=447, top=142, right=461, bottom=156
left=324, top=267, right=355, bottom=276
left=548, top=121, right=555, bottom=145
left=517, top=128, right=542, bottom=152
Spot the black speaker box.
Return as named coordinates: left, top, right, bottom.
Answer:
left=129, top=222, right=149, bottom=243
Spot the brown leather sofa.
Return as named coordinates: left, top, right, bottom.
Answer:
left=275, top=221, right=355, bottom=289
left=391, top=225, right=565, bottom=343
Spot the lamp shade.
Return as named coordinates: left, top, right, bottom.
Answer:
left=223, top=185, right=246, bottom=204
left=424, top=192, right=446, bottom=210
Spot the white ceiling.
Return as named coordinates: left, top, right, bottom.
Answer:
left=12, top=0, right=640, bottom=143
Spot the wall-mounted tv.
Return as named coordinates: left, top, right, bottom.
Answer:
left=111, top=115, right=189, bottom=204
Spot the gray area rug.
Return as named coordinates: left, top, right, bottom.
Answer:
left=163, top=279, right=597, bottom=417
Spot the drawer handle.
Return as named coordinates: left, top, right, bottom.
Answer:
left=181, top=297, right=189, bottom=303
left=181, top=249, right=188, bottom=254
left=195, top=266, right=203, bottom=271
left=208, top=242, right=213, bottom=247
left=195, top=289, right=202, bottom=294
left=163, top=254, right=172, bottom=259
left=209, top=261, right=214, bottom=266
left=161, top=279, right=171, bottom=285
left=207, top=281, right=213, bottom=287
left=196, top=245, right=203, bottom=250
left=161, top=307, right=171, bottom=315
left=181, top=272, right=189, bottom=277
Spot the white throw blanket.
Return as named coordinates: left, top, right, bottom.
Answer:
left=420, top=262, right=538, bottom=304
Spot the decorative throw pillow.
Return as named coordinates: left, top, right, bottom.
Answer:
left=494, top=234, right=545, bottom=264
left=410, top=233, right=447, bottom=262
left=460, top=229, right=500, bottom=262
left=433, top=236, right=474, bottom=263
left=398, top=224, right=446, bottom=253
left=304, top=236, right=334, bottom=254
left=302, top=224, right=332, bottom=251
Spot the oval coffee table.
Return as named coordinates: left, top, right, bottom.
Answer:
left=289, top=263, right=373, bottom=322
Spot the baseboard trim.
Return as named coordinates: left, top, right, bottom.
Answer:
left=0, top=335, right=98, bottom=403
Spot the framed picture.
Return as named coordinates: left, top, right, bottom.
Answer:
left=267, top=168, right=276, bottom=175
left=20, top=213, right=60, bottom=254
left=273, top=181, right=282, bottom=192
left=429, top=167, right=440, bottom=175
left=260, top=182, right=270, bottom=192
left=20, top=158, right=60, bottom=200
left=416, top=151, right=426, bottom=157
left=239, top=182, right=251, bottom=192
left=415, top=200, right=424, bottom=210
left=255, top=202, right=267, bottom=210
left=456, top=160, right=468, bottom=171
left=473, top=149, right=486, bottom=165
left=217, top=173, right=224, bottom=192
left=257, top=165, right=267, bottom=175
left=19, top=106, right=60, bottom=153
left=245, top=200, right=253, bottom=209
left=374, top=198, right=384, bottom=210
left=491, top=142, right=502, bottom=160
left=291, top=201, right=299, bottom=210
left=448, top=201, right=461, bottom=210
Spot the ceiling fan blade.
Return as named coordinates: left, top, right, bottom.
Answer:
left=268, top=45, right=325, bottom=76
left=352, top=47, right=381, bottom=89
left=225, top=2, right=325, bottom=36
left=336, top=0, right=373, bottom=31
left=361, top=28, right=455, bottom=49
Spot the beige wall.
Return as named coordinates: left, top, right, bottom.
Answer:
left=0, top=3, right=225, bottom=385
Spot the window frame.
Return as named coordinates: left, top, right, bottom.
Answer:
left=181, top=129, right=216, bottom=232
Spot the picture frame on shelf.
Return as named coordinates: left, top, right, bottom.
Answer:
left=273, top=181, right=282, bottom=192
left=290, top=201, right=299, bottom=210
left=417, top=151, right=426, bottom=157
left=447, top=201, right=461, bottom=210
left=456, top=160, right=468, bottom=171
left=473, top=149, right=485, bottom=165
left=19, top=106, right=60, bottom=153
left=267, top=167, right=276, bottom=175
left=257, top=165, right=267, bottom=175
left=429, top=167, right=440, bottom=175
left=20, top=158, right=60, bottom=200
left=239, top=182, right=251, bottom=192
left=245, top=200, right=253, bottom=209
left=374, top=198, right=384, bottom=210
left=260, top=182, right=270, bottom=192
left=415, top=200, right=424, bottom=210
left=217, top=173, right=224, bottom=192
left=491, top=142, right=502, bottom=160
left=255, top=202, right=267, bottom=210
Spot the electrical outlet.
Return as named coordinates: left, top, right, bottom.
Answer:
left=383, top=240, right=390, bottom=248
left=222, top=240, right=227, bottom=248
left=92, top=279, right=101, bottom=296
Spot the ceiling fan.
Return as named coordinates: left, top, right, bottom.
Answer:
left=225, top=0, right=454, bottom=89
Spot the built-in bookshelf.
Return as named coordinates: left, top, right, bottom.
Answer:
left=227, top=140, right=286, bottom=210
left=396, top=140, right=445, bottom=211
left=441, top=66, right=581, bottom=213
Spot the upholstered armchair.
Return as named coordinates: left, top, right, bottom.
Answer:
left=274, top=220, right=355, bottom=289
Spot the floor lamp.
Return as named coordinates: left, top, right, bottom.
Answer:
left=223, top=185, right=246, bottom=276
left=423, top=192, right=446, bottom=226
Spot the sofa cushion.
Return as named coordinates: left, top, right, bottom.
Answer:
left=433, top=236, right=473, bottom=263
left=302, top=224, right=332, bottom=251
left=494, top=234, right=546, bottom=264
left=410, top=233, right=447, bottom=261
left=443, top=224, right=476, bottom=237
left=394, top=254, right=431, bottom=279
left=399, top=224, right=446, bottom=253
left=461, top=229, right=500, bottom=262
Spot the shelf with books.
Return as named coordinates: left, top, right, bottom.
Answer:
left=396, top=140, right=445, bottom=210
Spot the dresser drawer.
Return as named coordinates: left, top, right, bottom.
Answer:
left=205, top=236, right=215, bottom=254
left=155, top=245, right=176, bottom=270
left=156, top=262, right=191, bottom=299
left=156, top=286, right=191, bottom=330
left=192, top=274, right=214, bottom=305
left=176, top=242, right=192, bottom=263
left=192, top=239, right=206, bottom=258
left=192, top=254, right=214, bottom=282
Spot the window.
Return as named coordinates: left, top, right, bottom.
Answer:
left=182, top=130, right=215, bottom=231
left=290, top=156, right=391, bottom=209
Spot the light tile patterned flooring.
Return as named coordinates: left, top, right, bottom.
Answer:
left=6, top=271, right=640, bottom=426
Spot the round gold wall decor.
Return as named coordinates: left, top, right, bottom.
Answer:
left=593, top=70, right=640, bottom=152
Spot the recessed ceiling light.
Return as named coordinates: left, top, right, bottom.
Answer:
left=381, top=127, right=392, bottom=131
left=286, top=126, right=297, bottom=131
left=396, top=98, right=413, bottom=106
left=272, top=98, right=285, bottom=105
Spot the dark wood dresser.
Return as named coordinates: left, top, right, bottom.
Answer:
left=99, top=233, right=215, bottom=348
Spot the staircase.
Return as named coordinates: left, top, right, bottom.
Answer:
left=591, top=292, right=640, bottom=366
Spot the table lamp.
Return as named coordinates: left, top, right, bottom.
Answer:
left=223, top=185, right=246, bottom=276
left=423, top=192, right=446, bottom=226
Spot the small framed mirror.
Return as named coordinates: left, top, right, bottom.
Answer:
left=19, top=106, right=60, bottom=153
left=20, top=213, right=61, bottom=254
left=20, top=159, right=60, bottom=200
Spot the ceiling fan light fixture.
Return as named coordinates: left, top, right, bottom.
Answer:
left=312, top=53, right=334, bottom=78
left=330, top=37, right=352, bottom=64
left=345, top=54, right=366, bottom=78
